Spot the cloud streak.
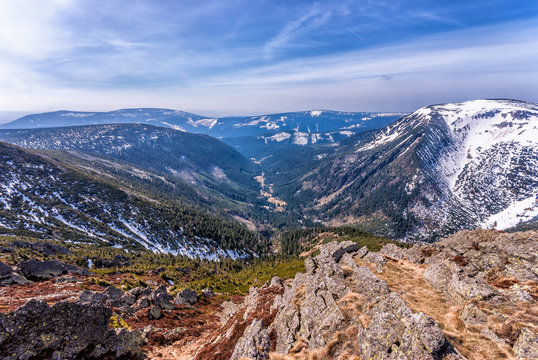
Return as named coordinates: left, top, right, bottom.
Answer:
left=0, top=1, right=536, bottom=114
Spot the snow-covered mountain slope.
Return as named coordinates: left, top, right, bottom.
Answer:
left=0, top=142, right=264, bottom=259
left=0, top=108, right=404, bottom=140
left=271, top=99, right=538, bottom=241
left=405, top=99, right=538, bottom=232
left=0, top=123, right=260, bottom=203
left=0, top=108, right=206, bottom=131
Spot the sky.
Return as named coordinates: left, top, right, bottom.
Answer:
left=0, top=0, right=537, bottom=117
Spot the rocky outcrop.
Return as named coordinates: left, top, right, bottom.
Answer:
left=382, top=229, right=538, bottom=359
left=148, top=285, right=174, bottom=310
left=264, top=241, right=461, bottom=359
left=0, top=299, right=144, bottom=360
left=357, top=293, right=453, bottom=360
left=16, top=259, right=88, bottom=281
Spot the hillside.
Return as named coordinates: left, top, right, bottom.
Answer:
left=0, top=229, right=535, bottom=359
left=268, top=99, right=538, bottom=241
left=0, top=142, right=266, bottom=258
left=0, top=123, right=261, bottom=205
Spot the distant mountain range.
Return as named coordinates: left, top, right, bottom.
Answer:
left=0, top=108, right=404, bottom=137
left=0, top=99, right=536, bottom=249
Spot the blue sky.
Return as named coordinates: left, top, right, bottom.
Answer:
left=0, top=0, right=537, bottom=116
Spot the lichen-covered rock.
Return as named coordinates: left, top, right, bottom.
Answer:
left=357, top=293, right=454, bottom=360
left=149, top=305, right=162, bottom=319
left=0, top=299, right=144, bottom=360
left=364, top=251, right=387, bottom=273
left=175, top=288, right=198, bottom=305
left=447, top=273, right=499, bottom=304
left=513, top=328, right=538, bottom=360
left=380, top=243, right=407, bottom=259
left=149, top=285, right=174, bottom=310
left=423, top=261, right=454, bottom=292
left=230, top=318, right=270, bottom=360
left=459, top=304, right=487, bottom=327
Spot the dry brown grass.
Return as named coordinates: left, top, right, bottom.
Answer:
left=336, top=292, right=370, bottom=327
left=269, top=327, right=360, bottom=360
left=292, top=284, right=306, bottom=309
left=370, top=257, right=520, bottom=360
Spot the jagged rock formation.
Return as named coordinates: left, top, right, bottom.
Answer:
left=0, top=299, right=145, bottom=360
left=195, top=241, right=462, bottom=360
left=199, top=230, right=536, bottom=360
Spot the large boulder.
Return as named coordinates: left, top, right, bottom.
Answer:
left=148, top=285, right=174, bottom=310
left=357, top=293, right=456, bottom=360
left=16, top=259, right=87, bottom=281
left=0, top=299, right=144, bottom=360
left=175, top=288, right=198, bottom=305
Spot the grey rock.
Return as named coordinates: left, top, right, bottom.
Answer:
left=350, top=265, right=391, bottom=304
left=149, top=305, right=162, bottom=320
left=364, top=251, right=387, bottom=273
left=134, top=296, right=149, bottom=309
left=480, top=327, right=506, bottom=344
left=0, top=262, right=28, bottom=286
left=54, top=275, right=78, bottom=284
left=270, top=276, right=284, bottom=288
left=16, top=259, right=88, bottom=281
left=357, top=293, right=452, bottom=360
left=78, top=289, right=107, bottom=305
left=104, top=286, right=124, bottom=307
left=459, top=304, right=487, bottom=327
left=380, top=243, right=407, bottom=259
left=447, top=273, right=498, bottom=304
left=175, top=288, right=198, bottom=305
left=124, top=286, right=151, bottom=299
left=513, top=328, right=538, bottom=360
left=230, top=318, right=270, bottom=360
left=148, top=285, right=174, bottom=310
left=424, top=261, right=453, bottom=292
left=0, top=299, right=144, bottom=360
left=356, top=245, right=370, bottom=258
left=122, top=294, right=137, bottom=306
left=330, top=240, right=361, bottom=262
left=305, top=257, right=316, bottom=274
